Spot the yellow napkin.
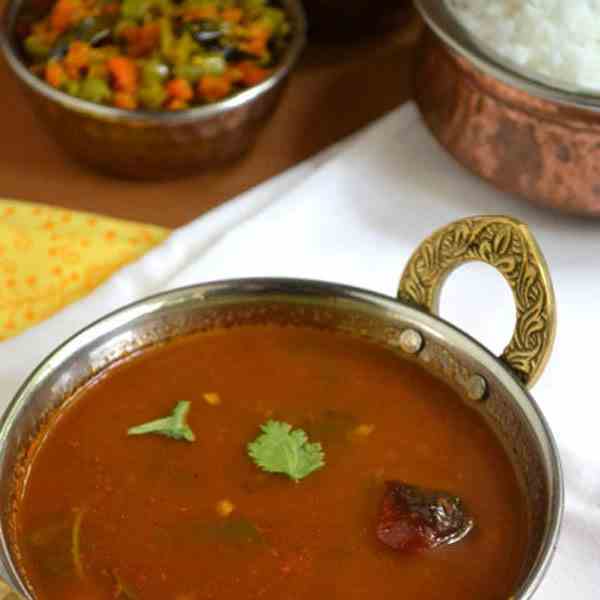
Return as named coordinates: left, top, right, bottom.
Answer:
left=0, top=199, right=169, bottom=341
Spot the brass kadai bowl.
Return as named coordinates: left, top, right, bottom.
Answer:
left=0, top=216, right=561, bottom=599
left=415, top=0, right=600, bottom=217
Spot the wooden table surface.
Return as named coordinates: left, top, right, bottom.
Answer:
left=0, top=17, right=419, bottom=229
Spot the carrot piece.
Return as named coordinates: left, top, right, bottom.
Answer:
left=221, top=7, right=243, bottom=23
left=107, top=56, right=139, bottom=94
left=45, top=61, right=66, bottom=88
left=140, top=22, right=161, bottom=51
left=113, top=92, right=138, bottom=109
left=63, top=41, right=90, bottom=79
left=101, top=2, right=120, bottom=15
left=166, top=78, right=193, bottom=102
left=121, top=23, right=160, bottom=58
left=166, top=98, right=189, bottom=111
left=49, top=0, right=80, bottom=33
left=225, top=65, right=243, bottom=84
left=239, top=36, right=268, bottom=57
left=182, top=4, right=218, bottom=22
left=239, top=24, right=271, bottom=56
left=198, top=74, right=232, bottom=102
left=28, top=22, right=60, bottom=49
left=237, top=61, right=270, bottom=86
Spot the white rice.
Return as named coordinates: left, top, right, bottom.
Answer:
left=446, top=0, right=600, bottom=92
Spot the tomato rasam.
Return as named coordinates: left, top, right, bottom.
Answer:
left=10, top=325, right=528, bottom=599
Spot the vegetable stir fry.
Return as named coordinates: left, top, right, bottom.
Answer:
left=20, top=0, right=291, bottom=110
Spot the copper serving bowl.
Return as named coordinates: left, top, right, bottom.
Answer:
left=415, top=0, right=600, bottom=217
left=0, top=215, right=562, bottom=599
left=0, top=0, right=306, bottom=180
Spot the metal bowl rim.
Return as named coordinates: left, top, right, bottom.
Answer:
left=415, top=0, right=600, bottom=112
left=0, top=277, right=563, bottom=599
left=0, top=0, right=306, bottom=125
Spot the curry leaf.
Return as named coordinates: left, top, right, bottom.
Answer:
left=71, top=509, right=85, bottom=580
left=247, top=420, right=325, bottom=482
left=127, top=401, right=195, bottom=442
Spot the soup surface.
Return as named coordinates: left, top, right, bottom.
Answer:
left=12, top=325, right=528, bottom=599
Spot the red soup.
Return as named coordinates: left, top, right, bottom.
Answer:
left=11, top=325, right=528, bottom=599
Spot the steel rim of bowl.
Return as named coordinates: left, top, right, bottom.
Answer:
left=415, top=0, right=600, bottom=112
left=0, top=0, right=306, bottom=125
left=0, top=278, right=563, bottom=599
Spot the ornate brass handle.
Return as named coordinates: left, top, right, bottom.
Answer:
left=398, top=216, right=556, bottom=389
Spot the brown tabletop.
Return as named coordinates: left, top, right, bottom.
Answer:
left=0, top=17, right=420, bottom=229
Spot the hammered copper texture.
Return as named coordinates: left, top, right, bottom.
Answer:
left=416, top=33, right=600, bottom=217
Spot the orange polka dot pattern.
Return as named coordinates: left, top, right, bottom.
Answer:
left=0, top=200, right=170, bottom=341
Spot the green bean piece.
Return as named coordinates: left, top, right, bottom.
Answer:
left=175, top=52, right=226, bottom=81
left=121, top=0, right=151, bottom=21
left=173, top=63, right=203, bottom=82
left=156, top=0, right=172, bottom=14
left=257, top=50, right=272, bottom=67
left=63, top=79, right=81, bottom=97
left=159, top=16, right=175, bottom=57
left=182, top=0, right=221, bottom=9
left=79, top=77, right=112, bottom=104
left=142, top=58, right=169, bottom=84
left=176, top=54, right=225, bottom=81
left=242, top=0, right=267, bottom=18
left=138, top=82, right=167, bottom=109
left=260, top=7, right=287, bottom=36
left=24, top=35, right=51, bottom=59
left=197, top=53, right=226, bottom=75
left=171, top=31, right=197, bottom=65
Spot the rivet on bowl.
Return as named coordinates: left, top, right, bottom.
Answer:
left=399, top=329, right=424, bottom=355
left=467, top=374, right=488, bottom=402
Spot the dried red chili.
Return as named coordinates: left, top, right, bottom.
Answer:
left=376, top=481, right=474, bottom=552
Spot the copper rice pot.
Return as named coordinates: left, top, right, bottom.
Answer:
left=0, top=216, right=562, bottom=598
left=415, top=0, right=600, bottom=217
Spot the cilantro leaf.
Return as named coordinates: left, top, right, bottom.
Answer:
left=247, top=420, right=325, bottom=482
left=127, top=401, right=195, bottom=442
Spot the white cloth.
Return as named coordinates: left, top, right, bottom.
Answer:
left=2, top=103, right=599, bottom=597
